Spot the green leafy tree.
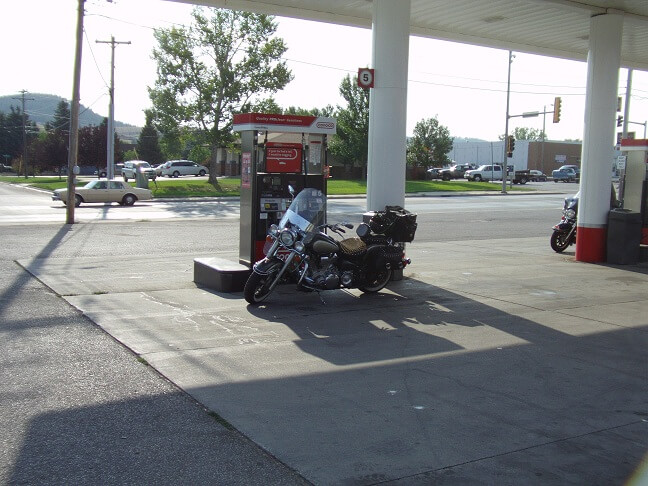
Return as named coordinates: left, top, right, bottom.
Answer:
left=328, top=75, right=370, bottom=176
left=149, top=6, right=292, bottom=185
left=406, top=117, right=453, bottom=167
left=78, top=118, right=121, bottom=169
left=42, top=100, right=71, bottom=172
left=0, top=106, right=37, bottom=164
left=136, top=111, right=164, bottom=165
left=500, top=127, right=545, bottom=141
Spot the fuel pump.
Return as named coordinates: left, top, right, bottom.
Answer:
left=619, top=139, right=648, bottom=244
left=234, top=113, right=337, bottom=266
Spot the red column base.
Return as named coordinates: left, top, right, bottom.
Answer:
left=575, top=226, right=607, bottom=262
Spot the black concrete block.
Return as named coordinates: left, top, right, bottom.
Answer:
left=193, top=257, right=251, bottom=293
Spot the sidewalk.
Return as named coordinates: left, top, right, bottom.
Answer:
left=9, top=225, right=648, bottom=485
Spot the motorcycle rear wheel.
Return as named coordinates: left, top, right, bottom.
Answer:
left=550, top=231, right=571, bottom=253
left=359, top=269, right=393, bottom=293
left=244, top=271, right=277, bottom=304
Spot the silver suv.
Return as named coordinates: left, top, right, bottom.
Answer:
left=121, top=160, right=157, bottom=181
left=161, top=160, right=208, bottom=178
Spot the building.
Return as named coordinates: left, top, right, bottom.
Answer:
left=449, top=139, right=583, bottom=175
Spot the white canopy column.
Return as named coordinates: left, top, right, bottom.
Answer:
left=366, top=0, right=411, bottom=211
left=576, top=13, right=623, bottom=262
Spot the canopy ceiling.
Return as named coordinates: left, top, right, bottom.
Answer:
left=173, top=0, right=648, bottom=70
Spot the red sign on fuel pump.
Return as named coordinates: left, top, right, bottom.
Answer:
left=265, top=142, right=302, bottom=173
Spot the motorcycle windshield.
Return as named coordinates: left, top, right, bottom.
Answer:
left=279, top=188, right=326, bottom=232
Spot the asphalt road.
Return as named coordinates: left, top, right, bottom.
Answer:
left=0, top=182, right=575, bottom=243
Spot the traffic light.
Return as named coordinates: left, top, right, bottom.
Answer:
left=553, top=96, right=562, bottom=123
left=507, top=135, right=515, bottom=158
left=617, top=115, right=624, bottom=127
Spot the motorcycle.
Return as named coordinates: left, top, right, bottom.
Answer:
left=550, top=192, right=579, bottom=252
left=244, top=187, right=416, bottom=304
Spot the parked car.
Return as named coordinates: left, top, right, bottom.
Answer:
left=426, top=167, right=442, bottom=180
left=529, top=169, right=547, bottom=182
left=121, top=160, right=157, bottom=181
left=155, top=162, right=169, bottom=176
left=438, top=163, right=476, bottom=181
left=52, top=179, right=153, bottom=207
left=161, top=160, right=208, bottom=178
left=96, top=163, right=124, bottom=178
left=552, top=166, right=579, bottom=183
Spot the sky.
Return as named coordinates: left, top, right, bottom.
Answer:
left=2, top=0, right=648, bottom=142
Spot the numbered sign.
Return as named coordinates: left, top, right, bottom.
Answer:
left=357, top=68, right=375, bottom=89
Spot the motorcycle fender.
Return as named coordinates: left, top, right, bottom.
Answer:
left=253, top=257, right=284, bottom=276
left=552, top=222, right=572, bottom=231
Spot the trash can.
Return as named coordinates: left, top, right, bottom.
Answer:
left=607, top=209, right=642, bottom=264
left=135, top=169, right=149, bottom=189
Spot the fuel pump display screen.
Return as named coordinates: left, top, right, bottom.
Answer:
left=259, top=198, right=286, bottom=212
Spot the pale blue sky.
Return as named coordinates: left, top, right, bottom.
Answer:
left=3, top=0, right=647, bottom=141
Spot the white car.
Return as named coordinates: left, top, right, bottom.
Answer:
left=52, top=179, right=153, bottom=207
left=161, top=160, right=208, bottom=177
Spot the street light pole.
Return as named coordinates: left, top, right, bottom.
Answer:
left=502, top=50, right=513, bottom=194
left=541, top=105, right=547, bottom=174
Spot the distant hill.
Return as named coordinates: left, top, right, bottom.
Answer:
left=0, top=93, right=134, bottom=129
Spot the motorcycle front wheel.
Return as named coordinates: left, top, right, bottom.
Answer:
left=550, top=230, right=571, bottom=253
left=359, top=269, right=393, bottom=293
left=244, top=271, right=277, bottom=304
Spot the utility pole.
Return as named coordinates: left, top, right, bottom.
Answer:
left=13, top=90, right=34, bottom=179
left=96, top=36, right=131, bottom=179
left=622, top=68, right=632, bottom=139
left=67, top=0, right=85, bottom=224
left=502, top=50, right=513, bottom=194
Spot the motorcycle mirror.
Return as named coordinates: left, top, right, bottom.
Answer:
left=288, top=185, right=295, bottom=196
left=343, top=223, right=354, bottom=229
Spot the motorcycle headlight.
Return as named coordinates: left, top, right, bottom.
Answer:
left=294, top=241, right=305, bottom=253
left=269, top=224, right=279, bottom=237
left=279, top=228, right=297, bottom=246
left=564, top=209, right=576, bottom=219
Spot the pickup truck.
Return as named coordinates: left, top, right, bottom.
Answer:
left=464, top=165, right=503, bottom=181
left=552, top=167, right=578, bottom=183
left=121, top=160, right=157, bottom=182
left=438, top=164, right=476, bottom=181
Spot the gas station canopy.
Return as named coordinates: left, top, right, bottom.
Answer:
left=176, top=0, right=648, bottom=69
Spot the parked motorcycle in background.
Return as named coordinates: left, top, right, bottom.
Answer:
left=244, top=187, right=417, bottom=304
left=550, top=192, right=579, bottom=252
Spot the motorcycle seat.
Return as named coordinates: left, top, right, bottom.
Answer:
left=339, top=237, right=367, bottom=256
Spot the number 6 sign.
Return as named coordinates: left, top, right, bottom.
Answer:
left=357, top=68, right=375, bottom=89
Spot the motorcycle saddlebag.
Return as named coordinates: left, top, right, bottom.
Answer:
left=369, top=205, right=418, bottom=242
left=366, top=245, right=404, bottom=271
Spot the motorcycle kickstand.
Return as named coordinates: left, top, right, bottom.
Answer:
left=316, top=290, right=327, bottom=305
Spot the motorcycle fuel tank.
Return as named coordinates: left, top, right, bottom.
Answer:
left=312, top=235, right=339, bottom=254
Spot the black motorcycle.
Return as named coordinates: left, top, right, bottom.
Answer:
left=550, top=192, right=579, bottom=252
left=244, top=187, right=416, bottom=304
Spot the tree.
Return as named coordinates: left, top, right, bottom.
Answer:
left=78, top=118, right=121, bottom=169
left=501, top=127, right=545, bottom=141
left=149, top=6, right=293, bottom=185
left=42, top=100, right=71, bottom=172
left=406, top=117, right=453, bottom=167
left=136, top=111, right=164, bottom=165
left=328, top=75, right=370, bottom=176
left=0, top=106, right=35, bottom=163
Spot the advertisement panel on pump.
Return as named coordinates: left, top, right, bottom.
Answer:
left=265, top=142, right=302, bottom=173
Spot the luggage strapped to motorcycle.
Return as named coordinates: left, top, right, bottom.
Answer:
left=368, top=205, right=418, bottom=242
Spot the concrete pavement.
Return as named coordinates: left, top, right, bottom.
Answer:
left=6, top=220, right=647, bottom=484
